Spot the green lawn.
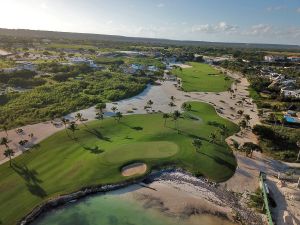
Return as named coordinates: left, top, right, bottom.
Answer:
left=0, top=102, right=239, bottom=225
left=173, top=62, right=233, bottom=92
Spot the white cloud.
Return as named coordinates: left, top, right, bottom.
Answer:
left=156, top=3, right=164, bottom=8
left=266, top=6, right=286, bottom=12
left=191, top=21, right=238, bottom=34
left=245, top=24, right=273, bottom=35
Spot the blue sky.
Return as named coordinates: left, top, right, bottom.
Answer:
left=1, top=0, right=300, bottom=45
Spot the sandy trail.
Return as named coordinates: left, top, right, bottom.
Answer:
left=0, top=66, right=259, bottom=164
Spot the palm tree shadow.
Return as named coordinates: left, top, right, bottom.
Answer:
left=198, top=151, right=236, bottom=171
left=83, top=145, right=104, bottom=154
left=12, top=163, right=47, bottom=198
left=121, top=122, right=143, bottom=131
left=84, top=129, right=111, bottom=142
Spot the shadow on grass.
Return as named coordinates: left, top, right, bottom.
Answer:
left=83, top=145, right=104, bottom=154
left=84, top=128, right=111, bottom=142
left=121, top=122, right=143, bottom=131
left=198, top=151, right=236, bottom=171
left=12, top=163, right=47, bottom=198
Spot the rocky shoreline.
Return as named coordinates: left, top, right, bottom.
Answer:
left=19, top=169, right=263, bottom=225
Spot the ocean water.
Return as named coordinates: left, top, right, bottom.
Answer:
left=31, top=187, right=236, bottom=225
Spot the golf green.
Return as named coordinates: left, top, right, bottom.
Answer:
left=173, top=62, right=233, bottom=92
left=0, top=102, right=239, bottom=225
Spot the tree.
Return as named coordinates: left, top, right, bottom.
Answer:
left=4, top=148, right=14, bottom=167
left=181, top=103, right=192, bottom=112
left=244, top=114, right=251, bottom=126
left=268, top=113, right=277, bottom=126
left=239, top=120, right=247, bottom=136
left=297, top=141, right=300, bottom=162
left=2, top=125, right=8, bottom=137
left=68, top=122, right=78, bottom=139
left=0, top=137, right=10, bottom=148
left=209, top=132, right=217, bottom=143
left=241, top=142, right=262, bottom=158
left=163, top=113, right=169, bottom=127
left=168, top=102, right=175, bottom=107
left=147, top=100, right=153, bottom=109
left=61, top=118, right=69, bottom=129
left=96, top=112, right=104, bottom=121
left=193, top=139, right=202, bottom=152
left=75, top=113, right=83, bottom=122
left=95, top=103, right=106, bottom=113
left=172, top=110, right=181, bottom=133
left=237, top=110, right=244, bottom=117
left=111, top=106, right=118, bottom=114
left=115, top=112, right=123, bottom=123
left=219, top=126, right=229, bottom=142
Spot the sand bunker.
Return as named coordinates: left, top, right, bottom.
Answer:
left=121, top=163, right=147, bottom=176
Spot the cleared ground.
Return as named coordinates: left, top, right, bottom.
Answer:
left=0, top=102, right=239, bottom=225
left=173, top=62, right=233, bottom=92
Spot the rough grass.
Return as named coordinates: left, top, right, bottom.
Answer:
left=173, top=62, right=233, bottom=92
left=0, top=102, right=239, bottom=225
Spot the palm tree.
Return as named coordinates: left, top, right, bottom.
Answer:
left=4, top=148, right=14, bottom=167
left=95, top=103, right=106, bottom=114
left=147, top=100, right=153, bottom=109
left=239, top=120, right=247, bottom=136
left=244, top=114, right=251, bottom=126
left=241, top=142, right=262, bottom=158
left=163, top=113, right=169, bottom=127
left=68, top=122, right=78, bottom=139
left=75, top=113, right=83, bottom=122
left=111, top=106, right=118, bottom=114
left=296, top=141, right=300, bottom=162
left=172, top=110, right=181, bottom=133
left=209, top=132, right=217, bottom=143
left=2, top=125, right=8, bottom=137
left=237, top=110, right=244, bottom=118
left=115, top=112, right=123, bottom=123
left=96, top=112, right=104, bottom=121
left=219, top=126, right=229, bottom=142
left=268, top=113, right=277, bottom=126
left=193, top=139, right=202, bottom=152
left=0, top=137, right=10, bottom=148
left=61, top=118, right=69, bottom=129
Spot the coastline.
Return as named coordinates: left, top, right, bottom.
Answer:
left=19, top=170, right=264, bottom=225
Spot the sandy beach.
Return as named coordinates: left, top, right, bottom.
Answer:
left=121, top=171, right=264, bottom=225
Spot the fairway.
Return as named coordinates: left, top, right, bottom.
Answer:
left=0, top=102, right=239, bottom=225
left=173, top=62, right=233, bottom=92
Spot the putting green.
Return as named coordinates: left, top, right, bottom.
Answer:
left=104, top=141, right=178, bottom=163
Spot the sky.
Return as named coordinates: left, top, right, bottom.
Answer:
left=0, top=0, right=300, bottom=45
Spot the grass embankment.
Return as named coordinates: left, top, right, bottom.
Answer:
left=0, top=102, right=239, bottom=225
left=173, top=62, right=233, bottom=92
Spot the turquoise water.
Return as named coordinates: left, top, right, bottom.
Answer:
left=31, top=187, right=236, bottom=225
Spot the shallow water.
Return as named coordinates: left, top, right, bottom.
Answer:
left=31, top=187, right=236, bottom=225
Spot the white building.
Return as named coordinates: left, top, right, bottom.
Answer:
left=287, top=56, right=300, bottom=62
left=264, top=55, right=285, bottom=62
left=147, top=65, right=158, bottom=72
left=281, top=89, right=300, bottom=99
left=69, top=58, right=98, bottom=68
